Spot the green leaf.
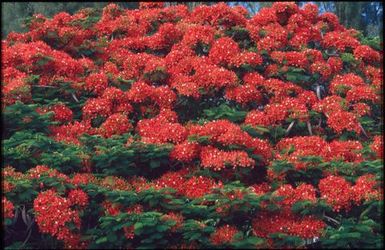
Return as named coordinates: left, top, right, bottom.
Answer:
left=95, top=237, right=108, bottom=244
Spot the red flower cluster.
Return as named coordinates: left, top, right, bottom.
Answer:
left=154, top=170, right=187, bottom=191
left=319, top=175, right=353, bottom=212
left=161, top=212, right=184, bottom=232
left=371, top=136, right=383, bottom=159
left=68, top=189, right=89, bottom=207
left=33, top=189, right=86, bottom=249
left=50, top=120, right=93, bottom=145
left=275, top=137, right=364, bottom=170
left=137, top=111, right=187, bottom=144
left=252, top=210, right=325, bottom=240
left=98, top=113, right=132, bottom=138
left=273, top=183, right=317, bottom=208
left=354, top=45, right=381, bottom=63
left=180, top=176, right=223, bottom=199
left=351, top=174, right=381, bottom=205
left=329, top=73, right=365, bottom=95
left=319, top=175, right=381, bottom=212
left=27, top=165, right=69, bottom=181
left=200, top=146, right=255, bottom=171
left=3, top=197, right=14, bottom=219
left=326, top=110, right=361, bottom=134
left=170, top=141, right=201, bottom=162
left=187, top=120, right=272, bottom=165
left=210, top=224, right=239, bottom=245
left=2, top=67, right=30, bottom=106
left=322, top=30, right=360, bottom=51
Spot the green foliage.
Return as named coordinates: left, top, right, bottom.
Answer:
left=282, top=67, right=312, bottom=88
left=3, top=102, right=54, bottom=138
left=3, top=131, right=85, bottom=173
left=80, top=134, right=173, bottom=178
left=203, top=103, right=247, bottom=122
left=321, top=217, right=383, bottom=248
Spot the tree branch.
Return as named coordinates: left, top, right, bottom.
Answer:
left=323, top=212, right=341, bottom=225
left=307, top=121, right=313, bottom=135
left=286, top=121, right=295, bottom=135
left=31, top=85, right=58, bottom=88
left=71, top=93, right=80, bottom=103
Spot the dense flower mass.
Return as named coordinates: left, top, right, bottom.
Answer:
left=1, top=1, right=383, bottom=249
left=33, top=189, right=86, bottom=249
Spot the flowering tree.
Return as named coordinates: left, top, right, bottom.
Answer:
left=2, top=2, right=383, bottom=249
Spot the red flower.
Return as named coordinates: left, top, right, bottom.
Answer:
left=370, top=136, right=383, bottom=159
left=273, top=183, right=316, bottom=208
left=50, top=104, right=73, bottom=123
left=351, top=174, right=381, bottom=205
left=98, top=113, right=132, bottom=138
left=68, top=189, right=89, bottom=207
left=252, top=210, right=325, bottom=240
left=170, top=141, right=201, bottom=162
left=34, top=189, right=84, bottom=248
left=327, top=110, right=361, bottom=134
left=154, top=170, right=187, bottom=191
left=70, top=173, right=98, bottom=186
left=354, top=45, right=381, bottom=63
left=137, top=113, right=187, bottom=144
left=84, top=72, right=108, bottom=95
left=209, top=37, right=240, bottom=66
left=346, top=85, right=379, bottom=103
left=139, top=2, right=164, bottom=9
left=3, top=197, right=14, bottom=219
left=330, top=73, right=365, bottom=95
left=326, top=140, right=363, bottom=162
left=210, top=224, right=239, bottom=245
left=319, top=175, right=352, bottom=212
left=181, top=176, right=222, bottom=199
left=82, top=98, right=113, bottom=120
left=200, top=146, right=255, bottom=171
left=161, top=212, right=184, bottom=232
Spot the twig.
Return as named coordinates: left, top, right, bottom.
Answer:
left=31, top=85, right=58, bottom=88
left=20, top=224, right=33, bottom=249
left=325, top=49, right=338, bottom=57
left=13, top=207, right=19, bottom=224
left=323, top=213, right=341, bottom=225
left=316, top=85, right=322, bottom=100
left=359, top=203, right=375, bottom=222
left=71, top=93, right=79, bottom=103
left=359, top=123, right=369, bottom=138
left=286, top=121, right=295, bottom=135
left=307, top=121, right=313, bottom=135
